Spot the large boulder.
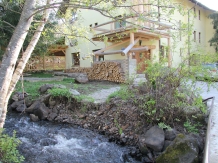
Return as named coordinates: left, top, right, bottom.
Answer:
left=156, top=134, right=199, bottom=163
left=10, top=100, right=24, bottom=110
left=75, top=73, right=88, bottom=83
left=165, top=128, right=177, bottom=141
left=11, top=92, right=28, bottom=101
left=38, top=84, right=53, bottom=94
left=16, top=104, right=26, bottom=112
left=141, top=125, right=165, bottom=152
left=26, top=100, right=41, bottom=113
left=33, top=103, right=49, bottom=120
left=29, top=114, right=39, bottom=122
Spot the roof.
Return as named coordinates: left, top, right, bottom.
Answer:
left=189, top=0, right=216, bottom=12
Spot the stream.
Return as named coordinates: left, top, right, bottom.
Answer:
left=4, top=112, right=141, bottom=163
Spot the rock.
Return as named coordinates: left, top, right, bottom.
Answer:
left=10, top=100, right=24, bottom=110
left=38, top=84, right=53, bottom=94
left=29, top=114, right=39, bottom=122
left=69, top=89, right=80, bottom=96
left=25, top=97, right=33, bottom=107
left=53, top=72, right=68, bottom=76
left=138, top=137, right=149, bottom=155
left=11, top=92, right=28, bottom=101
left=47, top=112, right=58, bottom=121
left=156, top=134, right=199, bottom=163
left=67, top=73, right=81, bottom=78
left=39, top=94, right=51, bottom=106
left=165, top=128, right=177, bottom=141
left=16, top=104, right=26, bottom=112
left=163, top=140, right=172, bottom=151
left=49, top=97, right=57, bottom=107
left=75, top=73, right=88, bottom=83
left=26, top=100, right=41, bottom=113
left=33, top=103, right=49, bottom=120
left=143, top=125, right=165, bottom=152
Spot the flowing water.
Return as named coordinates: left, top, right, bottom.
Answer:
left=4, top=112, right=140, bottom=163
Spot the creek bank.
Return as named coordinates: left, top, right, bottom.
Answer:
left=9, top=85, right=207, bottom=163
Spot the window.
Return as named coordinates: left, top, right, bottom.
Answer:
left=193, top=8, right=196, bottom=17
left=199, top=32, right=201, bottom=43
left=72, top=53, right=80, bottom=66
left=193, top=31, right=196, bottom=42
left=199, top=10, right=200, bottom=20
left=114, top=20, right=126, bottom=29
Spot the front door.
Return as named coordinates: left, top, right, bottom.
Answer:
left=135, top=50, right=150, bottom=73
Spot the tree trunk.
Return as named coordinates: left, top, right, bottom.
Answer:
left=0, top=0, right=36, bottom=127
left=7, top=0, right=51, bottom=102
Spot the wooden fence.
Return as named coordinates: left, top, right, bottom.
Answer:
left=25, top=56, right=65, bottom=71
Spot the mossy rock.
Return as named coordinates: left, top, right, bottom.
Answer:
left=156, top=134, right=199, bottom=163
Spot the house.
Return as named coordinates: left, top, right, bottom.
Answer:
left=65, top=0, right=216, bottom=81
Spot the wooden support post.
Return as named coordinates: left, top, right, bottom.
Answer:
left=130, top=32, right=134, bottom=44
left=168, top=38, right=172, bottom=67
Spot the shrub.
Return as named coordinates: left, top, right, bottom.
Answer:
left=0, top=130, right=24, bottom=163
left=48, top=88, right=72, bottom=99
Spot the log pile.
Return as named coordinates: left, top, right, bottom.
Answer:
left=65, top=61, right=125, bottom=83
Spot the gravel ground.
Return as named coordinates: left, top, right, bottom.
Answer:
left=88, top=86, right=121, bottom=104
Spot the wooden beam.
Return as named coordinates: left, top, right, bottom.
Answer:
left=129, top=47, right=149, bottom=52
left=95, top=50, right=123, bottom=56
left=95, top=46, right=154, bottom=56
left=123, top=37, right=140, bottom=55
left=94, top=39, right=129, bottom=54
left=92, top=27, right=110, bottom=32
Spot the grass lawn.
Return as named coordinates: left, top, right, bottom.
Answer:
left=15, top=77, right=120, bottom=100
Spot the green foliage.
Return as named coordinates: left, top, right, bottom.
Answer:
left=208, top=12, right=218, bottom=52
left=0, top=130, right=24, bottom=163
left=48, top=88, right=72, bottom=99
left=107, top=86, right=134, bottom=101
left=74, top=95, right=94, bottom=103
left=133, top=59, right=213, bottom=125
left=183, top=121, right=201, bottom=134
left=158, top=122, right=171, bottom=130
left=114, top=119, right=123, bottom=135
left=62, top=78, right=75, bottom=83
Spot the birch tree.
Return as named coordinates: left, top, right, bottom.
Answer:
left=0, top=0, right=51, bottom=127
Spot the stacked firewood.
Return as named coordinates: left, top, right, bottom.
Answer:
left=65, top=61, right=125, bottom=83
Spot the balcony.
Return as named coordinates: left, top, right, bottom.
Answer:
left=91, top=16, right=172, bottom=42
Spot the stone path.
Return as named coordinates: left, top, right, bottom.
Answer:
left=88, top=87, right=121, bottom=104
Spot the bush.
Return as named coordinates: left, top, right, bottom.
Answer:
left=48, top=88, right=72, bottom=99
left=0, top=130, right=24, bottom=163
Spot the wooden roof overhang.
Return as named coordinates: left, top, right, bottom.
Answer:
left=92, top=28, right=170, bottom=43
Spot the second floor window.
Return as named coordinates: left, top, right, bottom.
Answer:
left=199, top=32, right=201, bottom=43
left=114, top=20, right=126, bottom=29
left=193, top=31, right=196, bottom=42
left=199, top=10, right=200, bottom=20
